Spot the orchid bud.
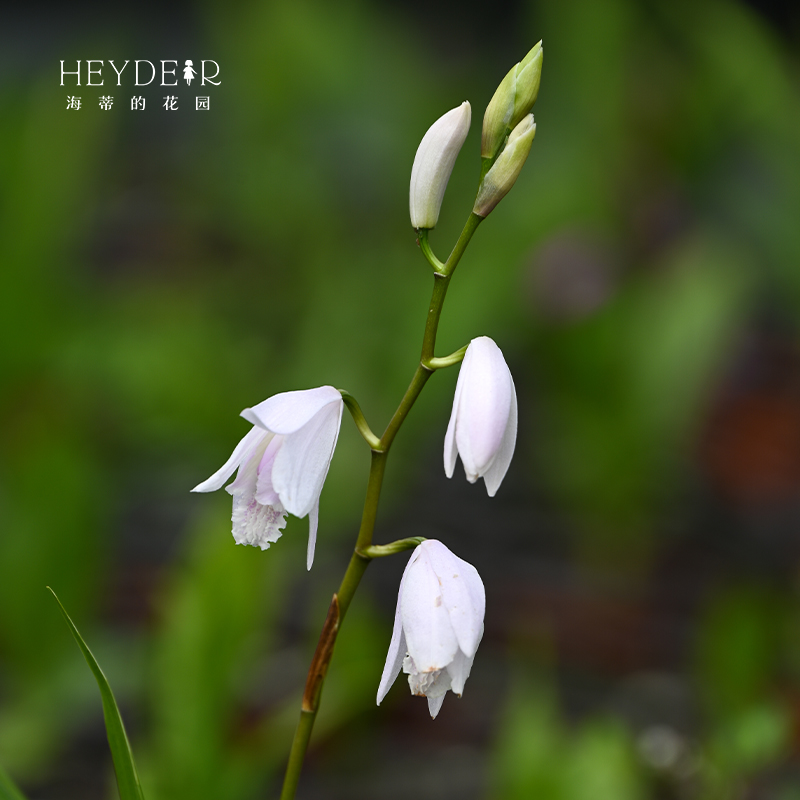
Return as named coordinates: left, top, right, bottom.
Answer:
left=473, top=115, right=536, bottom=218
left=409, top=101, right=471, bottom=230
left=444, top=336, right=517, bottom=495
left=377, top=539, right=485, bottom=719
left=481, top=41, right=543, bottom=160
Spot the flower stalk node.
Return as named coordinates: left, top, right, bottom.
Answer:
left=418, top=229, right=445, bottom=274
left=340, top=390, right=382, bottom=450
left=358, top=537, right=427, bottom=559
left=425, top=344, right=468, bottom=371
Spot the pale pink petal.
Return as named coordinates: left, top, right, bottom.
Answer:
left=482, top=371, right=517, bottom=496
left=459, top=564, right=488, bottom=637
left=377, top=626, right=406, bottom=707
left=227, top=432, right=272, bottom=496
left=377, top=550, right=419, bottom=705
left=254, top=435, right=283, bottom=505
left=455, top=337, right=513, bottom=480
left=401, top=548, right=459, bottom=672
left=241, top=386, right=342, bottom=435
left=427, top=694, right=446, bottom=719
left=422, top=540, right=485, bottom=658
left=443, top=346, right=470, bottom=479
left=272, top=398, right=343, bottom=518
left=446, top=644, right=478, bottom=696
left=191, top=426, right=266, bottom=493
left=306, top=499, right=319, bottom=571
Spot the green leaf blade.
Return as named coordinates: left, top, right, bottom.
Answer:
left=48, top=587, right=145, bottom=800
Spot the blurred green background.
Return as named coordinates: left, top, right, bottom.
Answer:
left=2, top=0, right=800, bottom=797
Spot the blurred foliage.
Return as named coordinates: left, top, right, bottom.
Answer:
left=490, top=671, right=648, bottom=799
left=1, top=0, right=800, bottom=797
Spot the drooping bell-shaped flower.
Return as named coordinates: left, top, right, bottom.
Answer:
left=444, top=336, right=517, bottom=496
left=192, top=386, right=343, bottom=570
left=409, top=101, right=471, bottom=230
left=377, top=539, right=485, bottom=719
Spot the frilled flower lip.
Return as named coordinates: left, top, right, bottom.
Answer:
left=192, top=386, right=343, bottom=569
left=377, top=539, right=485, bottom=718
left=444, top=337, right=517, bottom=496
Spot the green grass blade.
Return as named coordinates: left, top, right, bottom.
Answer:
left=0, top=763, right=28, bottom=800
left=48, top=588, right=145, bottom=800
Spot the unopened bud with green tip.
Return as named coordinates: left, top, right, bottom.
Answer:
left=410, top=101, right=471, bottom=230
left=481, top=41, right=543, bottom=160
left=473, top=114, right=536, bottom=217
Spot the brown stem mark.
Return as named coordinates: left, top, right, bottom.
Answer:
left=302, top=594, right=341, bottom=713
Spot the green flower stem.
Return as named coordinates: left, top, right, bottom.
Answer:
left=380, top=363, right=433, bottom=450
left=442, top=213, right=483, bottom=279
left=418, top=229, right=445, bottom=274
left=354, top=450, right=389, bottom=550
left=340, top=390, right=381, bottom=450
left=425, top=344, right=468, bottom=370
left=358, top=536, right=427, bottom=558
left=279, top=552, right=368, bottom=800
left=279, top=711, right=315, bottom=800
left=279, top=211, right=482, bottom=800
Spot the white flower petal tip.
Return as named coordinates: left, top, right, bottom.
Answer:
left=409, top=101, right=471, bottom=230
left=192, top=387, right=343, bottom=567
left=377, top=540, right=485, bottom=718
left=444, top=336, right=517, bottom=496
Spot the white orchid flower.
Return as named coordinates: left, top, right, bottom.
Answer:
left=409, top=101, right=471, bottom=230
left=444, top=336, right=517, bottom=496
left=377, top=539, right=485, bottom=719
left=192, top=386, right=343, bottom=570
